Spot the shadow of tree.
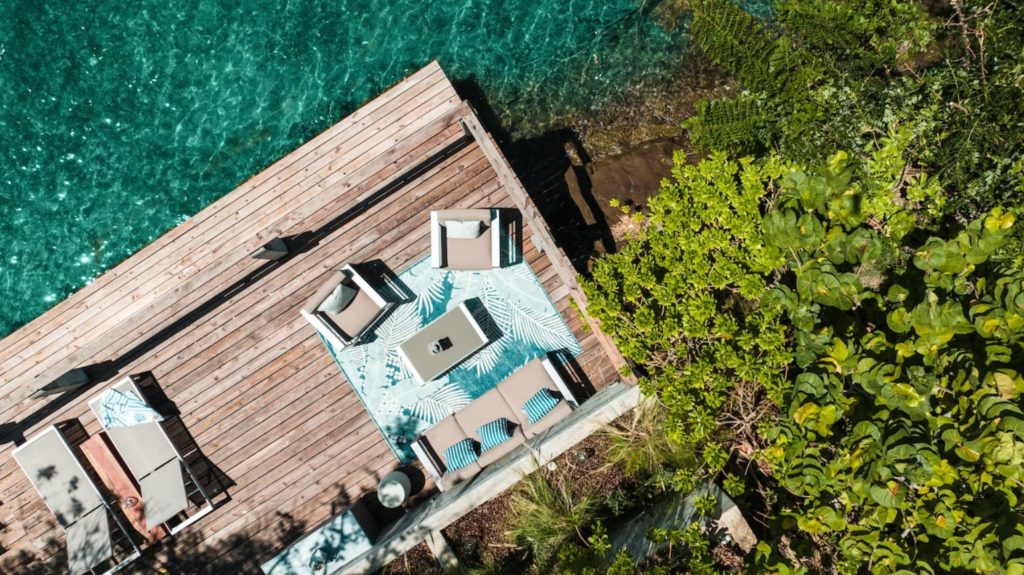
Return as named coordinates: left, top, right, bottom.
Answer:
left=5, top=513, right=315, bottom=574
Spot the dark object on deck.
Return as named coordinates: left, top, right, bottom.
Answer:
left=250, top=237, right=291, bottom=260
left=30, top=368, right=91, bottom=399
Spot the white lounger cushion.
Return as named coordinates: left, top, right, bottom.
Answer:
left=66, top=507, right=114, bottom=575
left=90, top=379, right=192, bottom=527
left=141, top=460, right=189, bottom=526
left=106, top=420, right=178, bottom=479
left=12, top=427, right=115, bottom=575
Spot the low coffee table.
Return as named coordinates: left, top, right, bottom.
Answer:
left=397, top=301, right=488, bottom=383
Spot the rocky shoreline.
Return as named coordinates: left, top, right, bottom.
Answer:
left=511, top=46, right=732, bottom=264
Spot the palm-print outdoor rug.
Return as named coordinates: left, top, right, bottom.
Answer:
left=320, top=255, right=582, bottom=463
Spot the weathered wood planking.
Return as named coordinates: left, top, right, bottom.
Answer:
left=0, top=62, right=620, bottom=574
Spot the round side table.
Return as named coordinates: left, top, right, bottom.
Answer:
left=378, top=470, right=412, bottom=508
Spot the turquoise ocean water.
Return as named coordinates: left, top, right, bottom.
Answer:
left=0, top=1, right=764, bottom=337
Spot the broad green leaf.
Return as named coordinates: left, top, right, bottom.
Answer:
left=869, top=481, right=906, bottom=508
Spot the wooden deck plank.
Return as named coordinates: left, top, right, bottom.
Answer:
left=0, top=158, right=502, bottom=503
left=0, top=63, right=453, bottom=371
left=0, top=62, right=619, bottom=574
left=0, top=97, right=469, bottom=400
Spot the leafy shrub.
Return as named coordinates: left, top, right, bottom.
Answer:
left=584, top=152, right=793, bottom=484
left=760, top=159, right=1024, bottom=572
left=588, top=146, right=1024, bottom=572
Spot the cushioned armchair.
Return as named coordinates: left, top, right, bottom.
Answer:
left=301, top=264, right=393, bottom=350
left=430, top=208, right=501, bottom=270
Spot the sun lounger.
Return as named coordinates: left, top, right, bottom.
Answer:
left=430, top=209, right=501, bottom=270
left=88, top=376, right=214, bottom=534
left=12, top=426, right=140, bottom=575
left=301, top=263, right=394, bottom=350
left=412, top=356, right=578, bottom=490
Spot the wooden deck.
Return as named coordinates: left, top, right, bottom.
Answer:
left=0, top=62, right=622, bottom=574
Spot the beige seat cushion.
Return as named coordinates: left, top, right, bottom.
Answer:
left=497, top=358, right=571, bottom=438
left=453, top=389, right=526, bottom=467
left=422, top=415, right=483, bottom=488
left=322, top=288, right=380, bottom=340
left=520, top=401, right=571, bottom=439
left=439, top=458, right=483, bottom=490
left=436, top=209, right=494, bottom=271
left=445, top=227, right=493, bottom=270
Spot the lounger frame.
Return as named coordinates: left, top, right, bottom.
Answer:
left=87, top=376, right=215, bottom=537
left=13, top=425, right=141, bottom=575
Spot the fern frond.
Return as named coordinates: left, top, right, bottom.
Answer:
left=690, top=0, right=775, bottom=91
left=685, top=95, right=772, bottom=154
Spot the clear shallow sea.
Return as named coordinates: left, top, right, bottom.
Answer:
left=0, top=0, right=766, bottom=338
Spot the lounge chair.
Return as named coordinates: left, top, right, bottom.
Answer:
left=412, top=357, right=577, bottom=490
left=12, top=426, right=140, bottom=575
left=87, top=376, right=214, bottom=534
left=430, top=209, right=501, bottom=270
left=301, top=263, right=394, bottom=350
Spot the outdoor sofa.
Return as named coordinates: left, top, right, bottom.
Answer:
left=430, top=208, right=501, bottom=270
left=88, top=376, right=214, bottom=534
left=12, top=425, right=141, bottom=575
left=412, top=356, right=578, bottom=491
left=301, top=263, right=394, bottom=350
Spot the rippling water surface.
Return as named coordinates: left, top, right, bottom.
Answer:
left=0, top=0, right=767, bottom=337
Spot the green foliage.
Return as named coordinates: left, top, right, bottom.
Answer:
left=589, top=148, right=1024, bottom=573
left=687, top=96, right=773, bottom=155
left=457, top=553, right=519, bottom=575
left=583, top=152, right=793, bottom=470
left=685, top=0, right=825, bottom=155
left=647, top=523, right=722, bottom=575
left=506, top=471, right=598, bottom=565
left=687, top=0, right=1024, bottom=219
left=602, top=396, right=697, bottom=489
left=757, top=155, right=1024, bottom=572
left=689, top=0, right=778, bottom=92
left=775, top=0, right=936, bottom=73
left=606, top=551, right=638, bottom=575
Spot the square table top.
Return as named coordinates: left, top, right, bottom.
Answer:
left=397, top=301, right=488, bottom=383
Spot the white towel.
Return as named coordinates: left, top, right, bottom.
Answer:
left=100, top=389, right=164, bottom=428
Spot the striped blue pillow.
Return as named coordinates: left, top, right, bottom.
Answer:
left=477, top=418, right=512, bottom=451
left=443, top=438, right=478, bottom=472
left=522, top=388, right=559, bottom=424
